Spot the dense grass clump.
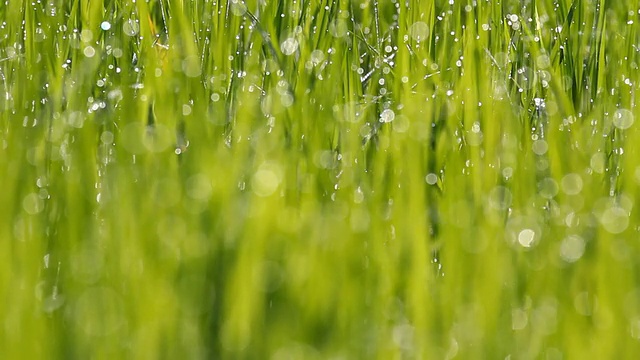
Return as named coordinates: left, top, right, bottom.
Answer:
left=2, top=0, right=640, bottom=358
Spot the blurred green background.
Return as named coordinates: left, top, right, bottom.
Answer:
left=2, top=0, right=640, bottom=358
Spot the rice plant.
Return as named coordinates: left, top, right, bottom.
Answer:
left=1, top=0, right=640, bottom=358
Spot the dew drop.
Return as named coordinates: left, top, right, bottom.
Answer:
left=560, top=235, right=585, bottom=263
left=280, top=38, right=299, bottom=56
left=380, top=109, right=395, bottom=123
left=409, top=22, right=429, bottom=41
left=613, top=109, right=634, bottom=130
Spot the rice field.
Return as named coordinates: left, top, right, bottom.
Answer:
left=2, top=0, right=640, bottom=358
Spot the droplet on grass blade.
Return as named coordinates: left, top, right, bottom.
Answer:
left=538, top=177, right=559, bottom=199
left=353, top=187, right=364, bottom=204
left=506, top=215, right=541, bottom=248
left=108, top=88, right=123, bottom=102
left=123, top=19, right=139, bottom=36
left=310, top=49, right=324, bottom=65
left=329, top=19, right=348, bottom=38
left=559, top=235, right=585, bottom=262
left=536, top=54, right=551, bottom=69
left=531, top=139, right=548, bottom=155
left=280, top=92, right=294, bottom=107
left=466, top=127, right=483, bottom=146
left=143, top=124, right=173, bottom=153
left=613, top=109, right=634, bottom=129
left=380, top=109, right=395, bottom=123
left=392, top=115, right=410, bottom=133
left=83, top=46, right=96, bottom=58
left=42, top=293, right=65, bottom=314
left=252, top=162, right=282, bottom=197
left=280, top=38, right=299, bottom=56
left=599, top=206, right=629, bottom=234
left=560, top=173, right=583, bottom=195
left=66, top=111, right=85, bottom=128
left=80, top=29, right=93, bottom=42
left=182, top=55, right=202, bottom=77
left=590, top=153, right=606, bottom=173
left=409, top=22, right=429, bottom=41
left=517, top=229, right=536, bottom=248
left=425, top=173, right=438, bottom=185
left=487, top=186, right=512, bottom=210
left=230, top=0, right=247, bottom=16
left=23, top=193, right=44, bottom=215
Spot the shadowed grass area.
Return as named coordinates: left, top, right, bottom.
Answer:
left=1, top=0, right=640, bottom=358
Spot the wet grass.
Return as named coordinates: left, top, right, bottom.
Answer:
left=1, top=0, right=640, bottom=358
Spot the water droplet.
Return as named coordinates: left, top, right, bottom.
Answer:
left=538, top=178, right=559, bottom=199
left=600, top=206, right=629, bottom=234
left=517, top=229, right=537, bottom=248
left=409, top=22, right=429, bottom=41
left=23, top=193, right=44, bottom=215
left=353, top=187, right=364, bottom=204
left=380, top=109, right=395, bottom=123
left=536, top=54, right=551, bottom=69
left=532, top=139, right=548, bottom=155
left=425, top=173, right=438, bottom=185
left=123, top=19, right=139, bottom=36
left=100, top=21, right=111, bottom=31
left=329, top=19, right=348, bottom=38
left=392, top=115, right=410, bottom=133
left=66, top=111, right=85, bottom=128
left=613, top=109, right=634, bottom=129
left=487, top=186, right=512, bottom=210
left=560, top=235, right=585, bottom=262
left=590, top=153, right=606, bottom=173
left=100, top=131, right=114, bottom=144
left=252, top=162, right=282, bottom=197
left=280, top=38, right=299, bottom=56
left=280, top=92, right=294, bottom=107
left=83, top=46, right=96, bottom=58
left=310, top=49, right=324, bottom=65
left=182, top=56, right=202, bottom=77
left=506, top=215, right=540, bottom=248
left=230, top=0, right=247, bottom=16
left=560, top=173, right=583, bottom=195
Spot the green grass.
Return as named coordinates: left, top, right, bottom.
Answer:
left=1, top=0, right=640, bottom=358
